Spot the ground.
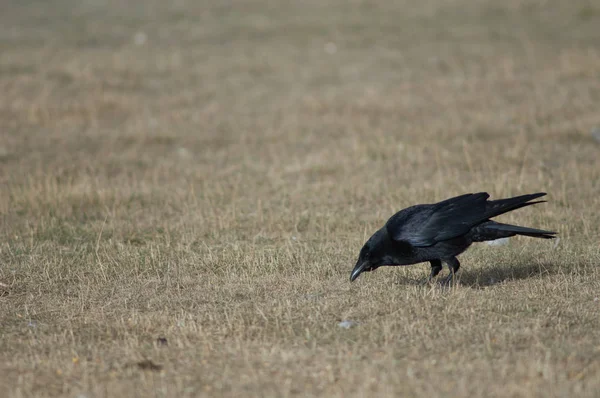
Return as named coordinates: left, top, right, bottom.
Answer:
left=1, top=0, right=600, bottom=397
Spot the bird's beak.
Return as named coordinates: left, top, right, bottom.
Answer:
left=350, top=261, right=369, bottom=282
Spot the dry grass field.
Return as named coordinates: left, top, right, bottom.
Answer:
left=1, top=0, right=600, bottom=396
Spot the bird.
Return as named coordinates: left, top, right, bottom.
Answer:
left=349, top=192, right=556, bottom=284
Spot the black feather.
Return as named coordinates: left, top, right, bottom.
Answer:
left=351, top=192, right=556, bottom=283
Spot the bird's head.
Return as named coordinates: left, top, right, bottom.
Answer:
left=350, top=229, right=388, bottom=282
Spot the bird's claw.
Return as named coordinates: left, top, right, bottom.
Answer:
left=442, top=272, right=457, bottom=287
left=420, top=277, right=433, bottom=286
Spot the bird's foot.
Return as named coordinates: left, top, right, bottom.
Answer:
left=442, top=272, right=458, bottom=287
left=420, top=276, right=434, bottom=286
left=420, top=271, right=440, bottom=286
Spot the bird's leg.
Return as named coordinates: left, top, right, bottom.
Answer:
left=442, top=257, right=461, bottom=286
left=421, top=260, right=443, bottom=285
left=429, top=259, right=443, bottom=281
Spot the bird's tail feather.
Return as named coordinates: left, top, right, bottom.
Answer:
left=483, top=193, right=547, bottom=220
left=471, top=221, right=556, bottom=241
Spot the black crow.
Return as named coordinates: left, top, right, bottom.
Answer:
left=350, top=192, right=555, bottom=284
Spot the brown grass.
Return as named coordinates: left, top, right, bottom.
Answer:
left=1, top=0, right=600, bottom=397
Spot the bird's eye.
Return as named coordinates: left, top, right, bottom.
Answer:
left=360, top=246, right=370, bottom=258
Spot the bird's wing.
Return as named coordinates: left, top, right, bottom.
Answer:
left=386, top=192, right=490, bottom=247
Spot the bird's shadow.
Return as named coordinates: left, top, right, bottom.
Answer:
left=458, top=261, right=558, bottom=288
left=401, top=261, right=558, bottom=289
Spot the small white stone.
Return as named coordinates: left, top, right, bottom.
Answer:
left=487, top=237, right=509, bottom=246
left=338, top=320, right=357, bottom=329
left=324, top=42, right=337, bottom=54
left=134, top=32, right=147, bottom=46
